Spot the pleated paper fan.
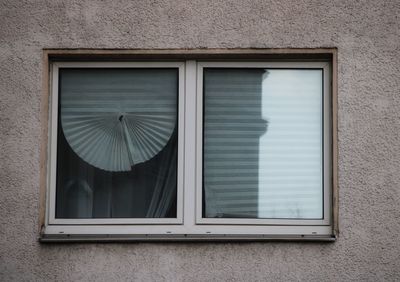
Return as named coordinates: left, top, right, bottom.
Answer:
left=61, top=112, right=176, bottom=171
left=60, top=69, right=177, bottom=172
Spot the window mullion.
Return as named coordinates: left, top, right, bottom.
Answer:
left=183, top=60, right=198, bottom=230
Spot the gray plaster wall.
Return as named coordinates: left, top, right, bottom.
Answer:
left=1, top=0, right=399, bottom=281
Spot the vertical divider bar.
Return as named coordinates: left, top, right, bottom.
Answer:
left=183, top=61, right=197, bottom=232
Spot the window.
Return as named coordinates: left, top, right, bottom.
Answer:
left=43, top=57, right=334, bottom=241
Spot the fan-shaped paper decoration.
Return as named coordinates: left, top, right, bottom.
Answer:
left=60, top=68, right=177, bottom=172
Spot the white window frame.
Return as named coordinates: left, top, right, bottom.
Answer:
left=47, top=62, right=186, bottom=225
left=43, top=60, right=333, bottom=240
left=195, top=62, right=331, bottom=226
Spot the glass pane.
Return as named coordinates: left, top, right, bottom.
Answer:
left=203, top=68, right=323, bottom=219
left=56, top=68, right=178, bottom=218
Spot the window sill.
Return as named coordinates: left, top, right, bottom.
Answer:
left=39, top=233, right=336, bottom=243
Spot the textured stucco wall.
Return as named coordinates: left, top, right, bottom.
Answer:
left=1, top=0, right=400, bottom=281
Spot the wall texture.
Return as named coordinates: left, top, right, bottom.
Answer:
left=1, top=0, right=399, bottom=281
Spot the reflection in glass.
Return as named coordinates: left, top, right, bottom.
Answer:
left=203, top=68, right=323, bottom=219
left=56, top=68, right=178, bottom=218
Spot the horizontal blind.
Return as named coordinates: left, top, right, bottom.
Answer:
left=203, top=68, right=323, bottom=219
left=60, top=68, right=178, bottom=172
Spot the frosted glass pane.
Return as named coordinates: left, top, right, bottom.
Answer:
left=203, top=68, right=323, bottom=219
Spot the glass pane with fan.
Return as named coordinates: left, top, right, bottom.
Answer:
left=56, top=68, right=178, bottom=218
